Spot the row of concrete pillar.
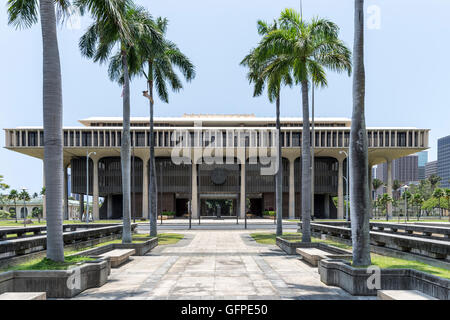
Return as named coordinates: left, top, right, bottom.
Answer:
left=49, top=155, right=351, bottom=220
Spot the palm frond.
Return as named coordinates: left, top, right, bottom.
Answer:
left=7, top=0, right=39, bottom=29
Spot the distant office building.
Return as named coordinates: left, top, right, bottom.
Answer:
left=376, top=154, right=418, bottom=185
left=425, top=160, right=438, bottom=178
left=438, top=135, right=450, bottom=188
left=417, top=151, right=428, bottom=180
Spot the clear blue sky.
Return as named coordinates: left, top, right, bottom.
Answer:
left=1, top=0, right=449, bottom=193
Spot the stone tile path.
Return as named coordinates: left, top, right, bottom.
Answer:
left=74, top=230, right=372, bottom=300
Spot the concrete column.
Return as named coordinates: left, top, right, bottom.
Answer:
left=387, top=159, right=393, bottom=215
left=107, top=195, right=113, bottom=219
left=191, top=162, right=198, bottom=218
left=79, top=195, right=84, bottom=219
left=92, top=158, right=99, bottom=220
left=142, top=157, right=149, bottom=219
left=324, top=194, right=330, bottom=218
left=337, top=158, right=344, bottom=219
left=240, top=158, right=246, bottom=218
left=63, top=164, right=69, bottom=220
left=288, top=158, right=295, bottom=219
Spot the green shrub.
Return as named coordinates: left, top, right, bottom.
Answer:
left=263, top=210, right=275, bottom=216
left=0, top=210, right=10, bottom=219
left=162, top=211, right=176, bottom=216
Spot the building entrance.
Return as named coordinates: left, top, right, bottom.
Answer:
left=199, top=195, right=238, bottom=217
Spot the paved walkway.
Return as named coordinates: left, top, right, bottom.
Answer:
left=74, top=230, right=371, bottom=300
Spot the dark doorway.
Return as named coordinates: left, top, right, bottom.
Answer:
left=248, top=198, right=263, bottom=217
left=176, top=199, right=189, bottom=217
left=314, top=194, right=325, bottom=219
left=201, top=199, right=234, bottom=217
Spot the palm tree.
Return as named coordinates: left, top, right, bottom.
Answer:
left=445, top=188, right=450, bottom=221
left=432, top=188, right=444, bottom=219
left=8, top=189, right=19, bottom=222
left=130, top=17, right=195, bottom=237
left=380, top=193, right=392, bottom=221
left=411, top=193, right=423, bottom=220
left=371, top=178, right=383, bottom=199
left=79, top=2, right=162, bottom=243
left=241, top=19, right=293, bottom=236
left=428, top=174, right=441, bottom=191
left=256, top=9, right=351, bottom=242
left=349, top=0, right=371, bottom=266
left=7, top=0, right=73, bottom=261
left=19, top=190, right=31, bottom=224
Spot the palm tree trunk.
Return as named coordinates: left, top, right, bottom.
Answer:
left=301, top=80, right=311, bottom=243
left=40, top=0, right=64, bottom=262
left=350, top=0, right=371, bottom=266
left=148, top=70, right=157, bottom=237
left=121, top=48, right=132, bottom=243
left=275, top=94, right=283, bottom=236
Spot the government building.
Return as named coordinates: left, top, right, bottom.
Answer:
left=4, top=114, right=429, bottom=220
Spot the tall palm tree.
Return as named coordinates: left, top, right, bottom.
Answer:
left=372, top=178, right=383, bottom=195
left=350, top=0, right=371, bottom=266
left=256, top=9, right=351, bottom=242
left=428, top=174, right=441, bottom=191
left=7, top=0, right=74, bottom=261
left=19, top=190, right=31, bottom=222
left=8, top=189, right=19, bottom=223
left=432, top=188, right=444, bottom=219
left=241, top=19, right=293, bottom=236
left=445, top=188, right=450, bottom=222
left=79, top=2, right=162, bottom=243
left=131, top=17, right=195, bottom=237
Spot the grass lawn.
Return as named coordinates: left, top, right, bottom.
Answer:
left=133, top=232, right=184, bottom=245
left=0, top=255, right=95, bottom=272
left=63, top=238, right=147, bottom=256
left=250, top=232, right=449, bottom=279
left=64, top=233, right=184, bottom=256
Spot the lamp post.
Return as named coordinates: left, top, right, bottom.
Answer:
left=403, top=185, right=409, bottom=224
left=86, top=151, right=96, bottom=224
left=21, top=187, right=27, bottom=227
left=339, top=150, right=350, bottom=221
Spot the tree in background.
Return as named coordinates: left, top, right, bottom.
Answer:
left=445, top=189, right=450, bottom=221
left=130, top=17, right=195, bottom=237
left=379, top=193, right=392, bottom=221
left=372, top=178, right=383, bottom=194
left=432, top=188, right=445, bottom=219
left=256, top=9, right=351, bottom=242
left=18, top=190, right=31, bottom=223
left=241, top=19, right=292, bottom=236
left=428, top=174, right=441, bottom=191
left=411, top=193, right=424, bottom=220
left=79, top=1, right=162, bottom=243
left=8, top=189, right=19, bottom=222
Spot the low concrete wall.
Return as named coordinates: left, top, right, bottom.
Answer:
left=319, top=259, right=450, bottom=300
left=298, top=222, right=450, bottom=262
left=276, top=236, right=351, bottom=257
left=0, top=224, right=137, bottom=260
left=69, top=238, right=158, bottom=257
left=0, top=258, right=110, bottom=298
left=0, top=233, right=121, bottom=270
